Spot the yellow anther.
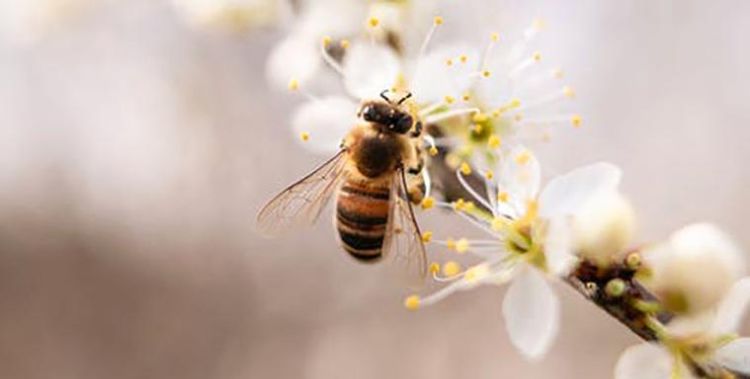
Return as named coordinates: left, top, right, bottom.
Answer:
left=287, top=78, right=299, bottom=91
left=487, top=135, right=501, bottom=149
left=300, top=131, right=310, bottom=142
left=446, top=237, right=456, bottom=250
left=491, top=216, right=507, bottom=231
left=404, top=295, right=421, bottom=310
left=422, top=231, right=434, bottom=243
left=433, top=16, right=444, bottom=25
left=563, top=86, right=575, bottom=98
left=442, top=261, right=462, bottom=277
left=340, top=39, right=350, bottom=49
left=553, top=68, right=565, bottom=79
left=368, top=17, right=380, bottom=28
left=321, top=35, right=332, bottom=47
left=510, top=98, right=521, bottom=108
left=459, top=54, right=468, bottom=63
left=514, top=150, right=532, bottom=165
left=463, top=201, right=476, bottom=213
left=497, top=191, right=509, bottom=203
left=464, top=265, right=489, bottom=283
left=571, top=114, right=582, bottom=128
left=472, top=124, right=483, bottom=134
left=532, top=51, right=542, bottom=62
left=455, top=238, right=470, bottom=253
left=472, top=113, right=488, bottom=123
left=429, top=262, right=440, bottom=274
left=484, top=170, right=494, bottom=180
left=445, top=58, right=454, bottom=66
left=460, top=162, right=472, bottom=176
left=421, top=196, right=435, bottom=210
left=491, top=32, right=500, bottom=42
left=444, top=95, right=455, bottom=104
left=482, top=70, right=492, bottom=78
left=491, top=109, right=502, bottom=118
left=462, top=92, right=471, bottom=102
left=428, top=146, right=439, bottom=156
left=452, top=199, right=466, bottom=212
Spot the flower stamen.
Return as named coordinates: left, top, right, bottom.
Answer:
left=319, top=36, right=346, bottom=77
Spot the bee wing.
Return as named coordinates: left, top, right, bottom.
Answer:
left=382, top=166, right=428, bottom=284
left=256, top=150, right=348, bottom=236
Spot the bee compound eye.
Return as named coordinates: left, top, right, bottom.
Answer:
left=394, top=114, right=413, bottom=133
left=362, top=106, right=377, bottom=121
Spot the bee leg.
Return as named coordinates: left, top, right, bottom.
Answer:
left=406, top=173, right=425, bottom=204
left=407, top=162, right=423, bottom=175
left=406, top=144, right=424, bottom=175
left=410, top=121, right=423, bottom=137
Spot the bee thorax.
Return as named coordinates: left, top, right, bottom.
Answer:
left=352, top=134, right=402, bottom=178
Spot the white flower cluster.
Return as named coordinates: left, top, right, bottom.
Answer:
left=260, top=2, right=749, bottom=378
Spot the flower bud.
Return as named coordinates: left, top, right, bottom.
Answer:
left=572, top=191, right=635, bottom=266
left=646, top=223, right=745, bottom=316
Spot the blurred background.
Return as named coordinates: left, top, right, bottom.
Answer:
left=1, top=1, right=749, bottom=378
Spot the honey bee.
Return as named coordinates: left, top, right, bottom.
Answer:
left=257, top=90, right=427, bottom=279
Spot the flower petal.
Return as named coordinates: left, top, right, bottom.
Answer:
left=297, top=0, right=368, bottom=37
left=266, top=33, right=321, bottom=91
left=538, top=162, right=622, bottom=219
left=342, top=42, right=400, bottom=100
left=544, top=217, right=577, bottom=276
left=715, top=337, right=750, bottom=375
left=614, top=343, right=675, bottom=379
left=502, top=265, right=559, bottom=360
left=291, top=97, right=358, bottom=154
left=712, top=277, right=750, bottom=334
left=410, top=43, right=480, bottom=104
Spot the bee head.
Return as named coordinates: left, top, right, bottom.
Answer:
left=359, top=90, right=415, bottom=134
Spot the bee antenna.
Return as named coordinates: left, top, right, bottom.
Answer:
left=380, top=89, right=392, bottom=103
left=397, top=92, right=413, bottom=105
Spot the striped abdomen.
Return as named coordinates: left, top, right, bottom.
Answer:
left=335, top=179, right=391, bottom=262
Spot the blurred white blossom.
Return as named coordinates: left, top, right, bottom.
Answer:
left=645, top=223, right=746, bottom=318
left=172, top=0, right=292, bottom=31
left=285, top=15, right=481, bottom=154
left=0, top=0, right=95, bottom=44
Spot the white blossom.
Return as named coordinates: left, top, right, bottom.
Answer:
left=418, top=19, right=581, bottom=170
left=408, top=147, right=622, bottom=359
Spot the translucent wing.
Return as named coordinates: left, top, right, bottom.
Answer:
left=256, top=150, right=348, bottom=236
left=382, top=166, right=428, bottom=284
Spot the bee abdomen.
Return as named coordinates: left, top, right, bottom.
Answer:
left=336, top=182, right=390, bottom=262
